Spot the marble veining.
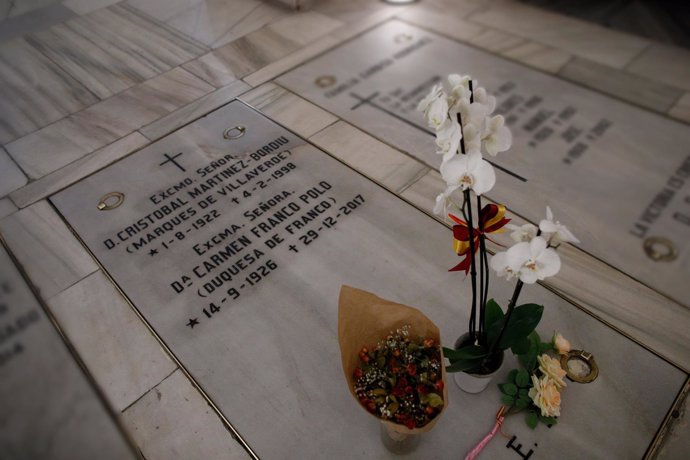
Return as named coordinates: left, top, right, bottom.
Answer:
left=240, top=83, right=338, bottom=138
left=627, top=43, right=690, bottom=92
left=0, top=37, right=98, bottom=145
left=0, top=245, right=139, bottom=460
left=669, top=93, right=690, bottom=124
left=468, top=1, right=650, bottom=69
left=123, top=369, right=250, bottom=460
left=0, top=146, right=27, bottom=198
left=559, top=57, right=683, bottom=113
left=47, top=271, right=177, bottom=411
left=6, top=68, right=213, bottom=179
left=10, top=132, right=149, bottom=209
left=0, top=200, right=98, bottom=300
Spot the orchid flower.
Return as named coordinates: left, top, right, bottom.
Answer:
left=507, top=236, right=561, bottom=284
left=447, top=74, right=471, bottom=103
left=440, top=150, right=496, bottom=196
left=426, top=95, right=449, bottom=131
left=455, top=98, right=491, bottom=129
left=539, top=206, right=580, bottom=245
left=489, top=250, right=521, bottom=281
left=470, top=86, right=496, bottom=114
left=435, top=117, right=462, bottom=161
left=460, top=123, right=481, bottom=153
left=416, top=83, right=443, bottom=113
left=482, top=115, right=512, bottom=156
left=506, top=223, right=537, bottom=243
left=433, top=191, right=450, bottom=215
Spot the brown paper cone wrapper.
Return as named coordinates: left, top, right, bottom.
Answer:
left=338, top=285, right=448, bottom=435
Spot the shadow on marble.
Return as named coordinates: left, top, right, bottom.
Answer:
left=0, top=3, right=75, bottom=44
left=468, top=0, right=650, bottom=69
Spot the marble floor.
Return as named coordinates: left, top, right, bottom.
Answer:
left=0, top=0, right=689, bottom=459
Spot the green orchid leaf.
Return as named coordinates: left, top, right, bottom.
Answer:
left=443, top=345, right=487, bottom=361
left=485, top=299, right=504, bottom=345
left=502, top=394, right=515, bottom=406
left=526, top=411, right=538, bottom=429
left=497, top=304, right=544, bottom=350
left=445, top=358, right=482, bottom=373
left=511, top=336, right=531, bottom=355
left=507, top=369, right=518, bottom=385
left=519, top=332, right=540, bottom=373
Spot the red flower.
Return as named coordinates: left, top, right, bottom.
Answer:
left=392, top=386, right=405, bottom=398
left=406, top=363, right=417, bottom=376
left=417, top=384, right=429, bottom=395
left=435, top=380, right=445, bottom=392
left=404, top=418, right=415, bottom=430
left=353, top=368, right=363, bottom=380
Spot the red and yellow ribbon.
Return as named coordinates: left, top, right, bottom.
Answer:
left=449, top=204, right=510, bottom=274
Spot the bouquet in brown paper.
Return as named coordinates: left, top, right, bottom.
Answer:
left=338, top=286, right=448, bottom=439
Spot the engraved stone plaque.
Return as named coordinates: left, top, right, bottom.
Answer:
left=0, top=245, right=138, bottom=460
left=51, top=101, right=685, bottom=459
left=277, top=20, right=690, bottom=306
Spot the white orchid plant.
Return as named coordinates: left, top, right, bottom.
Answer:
left=418, top=75, right=579, bottom=375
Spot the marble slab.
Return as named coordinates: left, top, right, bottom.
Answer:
left=277, top=19, right=690, bottom=307
left=9, top=132, right=150, bottom=209
left=123, top=369, right=250, bottom=460
left=0, top=198, right=17, bottom=220
left=0, top=147, right=27, bottom=198
left=0, top=38, right=98, bottom=144
left=48, top=271, right=177, bottom=411
left=51, top=101, right=685, bottom=459
left=6, top=68, right=214, bottom=180
left=669, top=93, right=690, bottom=124
left=0, top=201, right=98, bottom=299
left=467, top=1, right=649, bottom=69
left=0, top=245, right=139, bottom=460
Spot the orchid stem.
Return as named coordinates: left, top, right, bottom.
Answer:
left=484, top=280, right=523, bottom=365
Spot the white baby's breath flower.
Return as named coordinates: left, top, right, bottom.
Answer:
left=440, top=150, right=496, bottom=196
left=506, top=223, right=538, bottom=243
left=506, top=236, right=561, bottom=284
left=482, top=115, right=512, bottom=156
left=435, top=117, right=462, bottom=161
left=540, top=206, right=580, bottom=245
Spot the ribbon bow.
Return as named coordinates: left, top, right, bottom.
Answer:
left=449, top=204, right=510, bottom=274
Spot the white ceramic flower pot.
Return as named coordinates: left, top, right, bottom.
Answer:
left=452, top=333, right=505, bottom=393
left=453, top=364, right=503, bottom=394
